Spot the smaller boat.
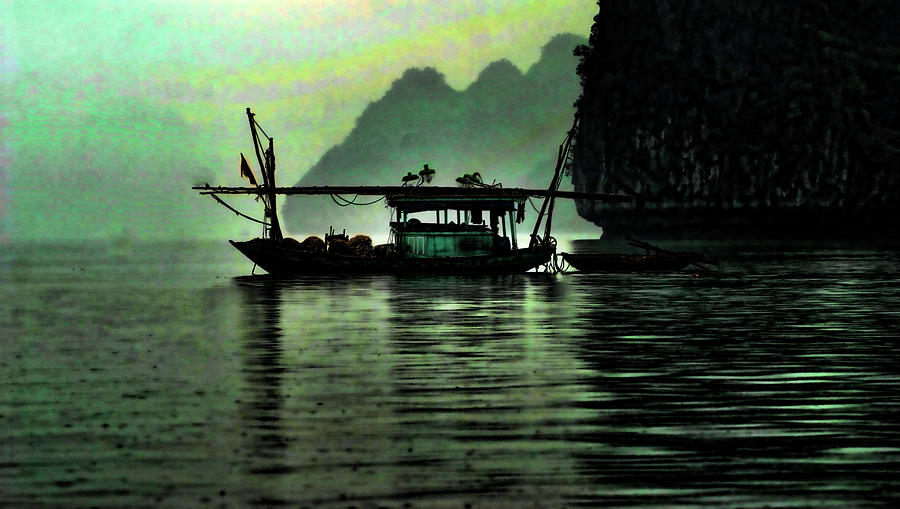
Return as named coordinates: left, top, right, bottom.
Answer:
left=561, top=238, right=704, bottom=273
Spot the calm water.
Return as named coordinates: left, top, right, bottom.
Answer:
left=2, top=239, right=899, bottom=508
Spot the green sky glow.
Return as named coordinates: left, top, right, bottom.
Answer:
left=1, top=0, right=597, bottom=241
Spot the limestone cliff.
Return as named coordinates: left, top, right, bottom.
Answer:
left=571, top=1, right=900, bottom=236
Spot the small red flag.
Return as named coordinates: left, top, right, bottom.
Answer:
left=240, top=153, right=258, bottom=186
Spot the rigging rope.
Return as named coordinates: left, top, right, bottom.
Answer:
left=550, top=252, right=569, bottom=274
left=254, top=120, right=271, bottom=141
left=208, top=194, right=269, bottom=225
left=329, top=194, right=386, bottom=207
left=540, top=253, right=569, bottom=274
left=531, top=235, right=569, bottom=274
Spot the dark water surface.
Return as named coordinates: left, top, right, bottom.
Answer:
left=2, top=240, right=900, bottom=508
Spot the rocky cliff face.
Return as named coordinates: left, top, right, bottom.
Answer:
left=571, top=1, right=900, bottom=235
left=281, top=34, right=586, bottom=236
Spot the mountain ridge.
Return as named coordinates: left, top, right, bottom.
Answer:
left=282, top=33, right=589, bottom=237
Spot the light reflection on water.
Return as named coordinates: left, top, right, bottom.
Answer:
left=1, top=242, right=899, bottom=507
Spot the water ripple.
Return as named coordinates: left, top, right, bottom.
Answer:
left=2, top=243, right=899, bottom=507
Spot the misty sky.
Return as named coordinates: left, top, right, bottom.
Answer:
left=1, top=0, right=596, bottom=241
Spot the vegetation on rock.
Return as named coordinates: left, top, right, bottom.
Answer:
left=572, top=1, right=900, bottom=221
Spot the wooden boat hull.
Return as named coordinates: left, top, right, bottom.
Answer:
left=561, top=252, right=695, bottom=272
left=230, top=238, right=553, bottom=275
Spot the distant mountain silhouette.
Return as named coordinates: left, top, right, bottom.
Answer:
left=282, top=34, right=588, bottom=237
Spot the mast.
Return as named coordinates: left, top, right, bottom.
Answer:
left=263, top=135, right=283, bottom=241
left=246, top=108, right=283, bottom=241
left=530, top=117, right=577, bottom=247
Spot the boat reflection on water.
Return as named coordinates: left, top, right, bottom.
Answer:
left=232, top=276, right=289, bottom=488
left=231, top=273, right=597, bottom=507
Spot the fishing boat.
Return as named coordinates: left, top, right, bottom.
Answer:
left=194, top=108, right=629, bottom=275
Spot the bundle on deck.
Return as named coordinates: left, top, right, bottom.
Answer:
left=374, top=243, right=395, bottom=258
left=348, top=235, right=374, bottom=257
left=298, top=236, right=326, bottom=253
left=328, top=234, right=373, bottom=257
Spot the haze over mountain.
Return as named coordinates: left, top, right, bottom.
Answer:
left=281, top=34, right=591, bottom=238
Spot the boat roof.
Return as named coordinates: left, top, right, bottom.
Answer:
left=193, top=185, right=631, bottom=203
left=390, top=197, right=520, bottom=213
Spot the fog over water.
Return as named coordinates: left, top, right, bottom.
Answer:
left=2, top=239, right=899, bottom=507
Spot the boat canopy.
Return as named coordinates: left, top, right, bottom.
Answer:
left=389, top=197, right=521, bottom=214
left=194, top=184, right=629, bottom=204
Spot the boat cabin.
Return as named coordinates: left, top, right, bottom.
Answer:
left=387, top=195, right=525, bottom=258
